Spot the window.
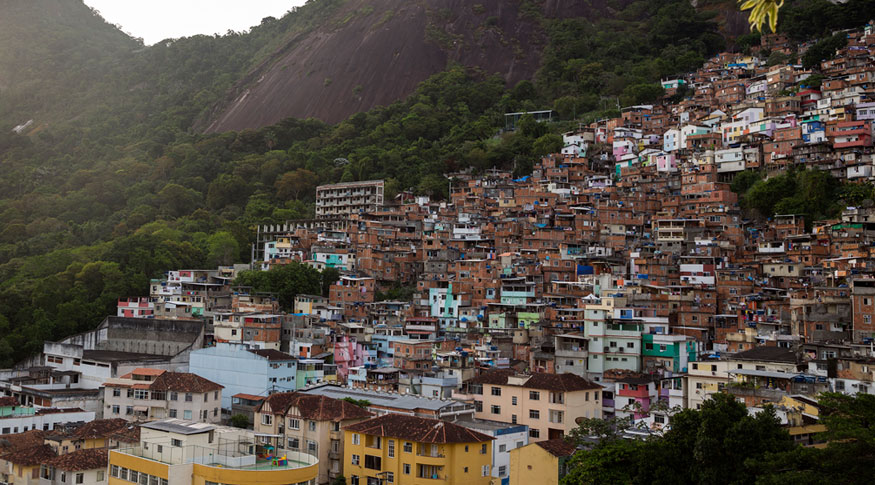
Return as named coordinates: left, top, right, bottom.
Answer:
left=482, top=465, right=490, bottom=476
left=112, top=405, right=120, bottom=415
left=288, top=438, right=300, bottom=449
left=309, top=420, right=317, bottom=431
left=386, top=472, right=394, bottom=483
left=403, top=442, right=412, bottom=453
left=499, top=444, right=506, bottom=452
left=474, top=400, right=482, bottom=412
left=350, top=476, right=359, bottom=485
left=491, top=405, right=501, bottom=414
left=307, top=440, right=318, bottom=454
left=481, top=443, right=487, bottom=454
left=529, top=391, right=540, bottom=400
left=112, top=388, right=121, bottom=397
left=134, top=389, right=149, bottom=400
left=403, top=463, right=411, bottom=475
left=289, top=418, right=300, bottom=430
left=97, top=470, right=105, bottom=482
left=126, top=406, right=133, bottom=415
left=120, top=468, right=128, bottom=480
left=511, top=396, right=517, bottom=405
left=364, top=455, right=382, bottom=470
left=352, top=433, right=360, bottom=445
left=529, top=409, right=540, bottom=419
left=183, top=410, right=192, bottom=420
left=511, top=414, right=517, bottom=424
left=169, top=409, right=177, bottom=418
left=388, top=439, right=395, bottom=458
left=529, top=429, right=540, bottom=439
left=262, top=414, right=273, bottom=425
left=139, top=473, right=149, bottom=485
left=499, top=465, right=507, bottom=476
left=351, top=454, right=360, bottom=466
left=111, top=466, right=119, bottom=478
left=185, top=393, right=193, bottom=402
left=491, top=386, right=501, bottom=396
left=171, top=439, right=182, bottom=447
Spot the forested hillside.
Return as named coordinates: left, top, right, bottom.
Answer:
left=0, top=0, right=871, bottom=365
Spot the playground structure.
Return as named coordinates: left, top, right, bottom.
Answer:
left=258, top=445, right=288, bottom=467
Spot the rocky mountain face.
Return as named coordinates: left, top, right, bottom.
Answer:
left=198, top=0, right=602, bottom=131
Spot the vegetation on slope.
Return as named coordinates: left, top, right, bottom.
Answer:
left=0, top=0, right=869, bottom=365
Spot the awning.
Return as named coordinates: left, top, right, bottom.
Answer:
left=133, top=406, right=148, bottom=412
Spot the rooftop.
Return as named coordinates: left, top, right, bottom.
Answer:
left=346, top=414, right=493, bottom=443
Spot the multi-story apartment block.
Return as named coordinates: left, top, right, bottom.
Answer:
left=254, top=392, right=372, bottom=484
left=189, top=343, right=298, bottom=410
left=454, top=370, right=602, bottom=441
left=343, top=414, right=494, bottom=485
left=102, top=369, right=222, bottom=423
left=315, top=180, right=384, bottom=219
left=108, top=419, right=318, bottom=485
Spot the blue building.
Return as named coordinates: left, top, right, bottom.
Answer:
left=189, top=342, right=297, bottom=410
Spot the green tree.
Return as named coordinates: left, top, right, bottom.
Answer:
left=533, top=133, right=563, bottom=157
left=230, top=414, right=250, bottom=428
left=206, top=231, right=240, bottom=267
left=275, top=168, right=318, bottom=201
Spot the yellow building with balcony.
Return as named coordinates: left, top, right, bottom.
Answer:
left=108, top=418, right=318, bottom=485
left=343, top=414, right=493, bottom=485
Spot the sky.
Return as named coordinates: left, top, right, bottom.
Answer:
left=84, top=1, right=306, bottom=45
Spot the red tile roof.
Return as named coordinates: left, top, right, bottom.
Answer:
left=0, top=429, right=45, bottom=453
left=467, top=370, right=601, bottom=392
left=46, top=448, right=108, bottom=471
left=71, top=418, right=130, bottom=440
left=107, top=424, right=141, bottom=444
left=148, top=372, right=223, bottom=393
left=345, top=414, right=493, bottom=443
left=0, top=443, right=56, bottom=466
left=257, top=392, right=372, bottom=422
left=233, top=393, right=266, bottom=401
left=119, top=368, right=167, bottom=379
left=536, top=439, right=577, bottom=457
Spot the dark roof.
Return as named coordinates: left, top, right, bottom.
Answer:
left=345, top=414, right=493, bottom=443
left=46, top=448, right=108, bottom=471
left=523, top=373, right=602, bottom=392
left=249, top=348, right=297, bottom=361
left=0, top=430, right=45, bottom=453
left=257, top=392, right=372, bottom=422
left=36, top=407, right=87, bottom=415
left=108, top=424, right=141, bottom=444
left=71, top=418, right=130, bottom=440
left=81, top=350, right=170, bottom=362
left=0, top=443, right=56, bottom=466
left=732, top=346, right=797, bottom=363
left=536, top=439, right=577, bottom=457
left=149, top=372, right=223, bottom=392
left=466, top=369, right=516, bottom=385
left=467, top=370, right=601, bottom=392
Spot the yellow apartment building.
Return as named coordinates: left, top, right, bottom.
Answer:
left=343, top=413, right=493, bottom=485
left=508, top=439, right=577, bottom=485
left=108, top=418, right=318, bottom=485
